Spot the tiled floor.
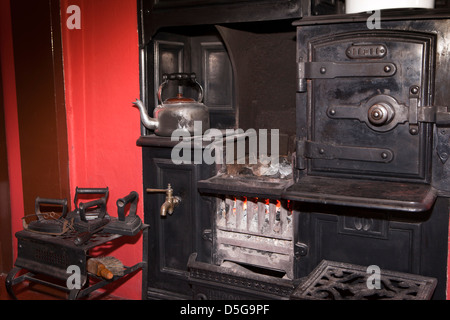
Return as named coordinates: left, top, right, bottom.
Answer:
left=0, top=273, right=125, bottom=300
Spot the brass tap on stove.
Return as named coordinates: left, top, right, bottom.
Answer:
left=146, top=184, right=181, bottom=217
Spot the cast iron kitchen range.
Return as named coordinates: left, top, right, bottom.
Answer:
left=137, top=0, right=450, bottom=300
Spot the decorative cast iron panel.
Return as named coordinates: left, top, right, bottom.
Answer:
left=292, top=260, right=437, bottom=300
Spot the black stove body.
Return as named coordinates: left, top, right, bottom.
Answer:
left=138, top=1, right=450, bottom=300
left=284, top=13, right=450, bottom=299
left=293, top=15, right=450, bottom=194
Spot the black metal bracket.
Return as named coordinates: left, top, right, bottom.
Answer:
left=297, top=140, right=394, bottom=164
left=297, top=61, right=396, bottom=92
left=436, top=127, right=450, bottom=164
left=202, top=229, right=213, bottom=243
left=294, top=242, right=308, bottom=259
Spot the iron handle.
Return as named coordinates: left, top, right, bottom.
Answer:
left=116, top=191, right=139, bottom=222
left=78, top=198, right=107, bottom=222
left=74, top=187, right=109, bottom=219
left=73, top=218, right=109, bottom=246
left=158, top=72, right=203, bottom=103
left=117, top=191, right=138, bottom=206
left=79, top=198, right=105, bottom=210
left=163, top=72, right=196, bottom=81
left=35, top=197, right=68, bottom=206
left=35, top=197, right=68, bottom=220
left=73, top=231, right=92, bottom=246
left=75, top=187, right=109, bottom=194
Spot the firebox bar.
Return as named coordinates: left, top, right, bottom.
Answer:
left=258, top=201, right=266, bottom=234
left=269, top=201, right=276, bottom=236
left=236, top=197, right=244, bottom=230
left=217, top=237, right=292, bottom=255
left=247, top=200, right=256, bottom=232
left=280, top=202, right=288, bottom=235
left=225, top=198, right=234, bottom=228
left=216, top=226, right=293, bottom=241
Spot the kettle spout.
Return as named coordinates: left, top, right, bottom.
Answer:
left=132, top=99, right=159, bottom=130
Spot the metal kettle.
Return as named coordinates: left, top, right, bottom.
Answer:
left=133, top=73, right=210, bottom=136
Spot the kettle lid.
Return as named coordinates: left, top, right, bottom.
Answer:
left=164, top=93, right=196, bottom=104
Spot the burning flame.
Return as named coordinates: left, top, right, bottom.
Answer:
left=230, top=197, right=285, bottom=215
left=232, top=197, right=248, bottom=214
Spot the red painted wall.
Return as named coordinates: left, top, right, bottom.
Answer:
left=60, top=0, right=142, bottom=299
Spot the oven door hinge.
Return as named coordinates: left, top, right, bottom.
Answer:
left=297, top=61, right=396, bottom=92
left=434, top=106, right=450, bottom=164
left=296, top=140, right=394, bottom=167
left=417, top=104, right=450, bottom=163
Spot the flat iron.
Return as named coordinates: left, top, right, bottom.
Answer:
left=104, top=191, right=142, bottom=236
left=23, top=197, right=70, bottom=235
left=67, top=187, right=110, bottom=233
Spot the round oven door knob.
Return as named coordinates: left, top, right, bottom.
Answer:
left=368, top=103, right=394, bottom=126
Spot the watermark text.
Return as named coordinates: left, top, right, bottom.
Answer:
left=66, top=5, right=81, bottom=30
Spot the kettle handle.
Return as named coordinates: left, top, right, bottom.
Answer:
left=157, top=73, right=204, bottom=104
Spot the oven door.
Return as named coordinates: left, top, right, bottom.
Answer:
left=297, top=29, right=436, bottom=183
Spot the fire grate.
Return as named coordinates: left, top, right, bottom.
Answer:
left=215, top=196, right=294, bottom=279
left=291, top=260, right=437, bottom=300
left=217, top=197, right=292, bottom=237
left=188, top=253, right=295, bottom=300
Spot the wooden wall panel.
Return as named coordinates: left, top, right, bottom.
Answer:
left=10, top=0, right=70, bottom=217
left=0, top=61, right=13, bottom=273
